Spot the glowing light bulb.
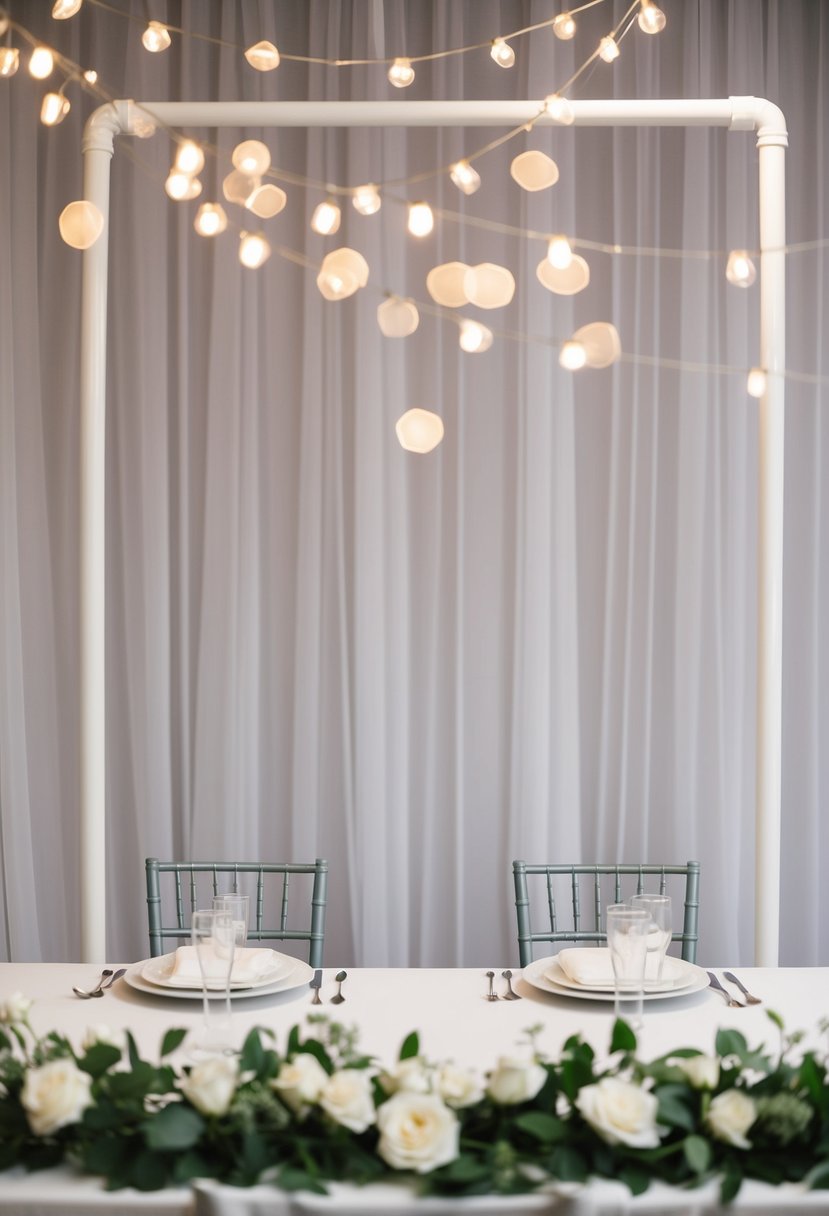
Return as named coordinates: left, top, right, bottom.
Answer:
left=377, top=297, right=419, bottom=337
left=599, top=35, right=620, bottom=62
left=395, top=409, right=444, bottom=454
left=490, top=37, right=515, bottom=68
left=387, top=57, right=414, bottom=88
left=0, top=48, right=20, bottom=77
left=193, top=203, right=228, bottom=237
left=638, top=1, right=666, bottom=33
left=459, top=319, right=493, bottom=353
left=559, top=339, right=587, bottom=370
left=547, top=235, right=573, bottom=270
left=407, top=201, right=434, bottom=238
left=41, top=91, right=70, bottom=125
left=747, top=368, right=768, bottom=398
left=311, top=198, right=341, bottom=236
left=245, top=184, right=286, bottom=218
left=352, top=184, right=382, bottom=216
left=0, top=12, right=8, bottom=35
left=726, top=250, right=757, bottom=287
left=231, top=139, right=271, bottom=176
left=553, top=12, right=576, bottom=39
left=142, top=21, right=171, bottom=52
left=83, top=69, right=97, bottom=83
left=175, top=141, right=204, bottom=175
left=544, top=93, right=575, bottom=125
left=58, top=199, right=104, bottom=249
left=239, top=231, right=271, bottom=269
left=244, top=40, right=280, bottom=71
left=29, top=46, right=55, bottom=79
left=449, top=160, right=481, bottom=195
left=52, top=0, right=83, bottom=17
left=165, top=171, right=201, bottom=201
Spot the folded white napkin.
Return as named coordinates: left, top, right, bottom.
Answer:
left=555, top=946, right=680, bottom=987
left=172, top=944, right=274, bottom=983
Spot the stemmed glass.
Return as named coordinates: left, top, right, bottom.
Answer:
left=629, top=893, right=672, bottom=985
left=190, top=909, right=236, bottom=1056
left=605, top=903, right=650, bottom=1030
left=212, top=893, right=250, bottom=949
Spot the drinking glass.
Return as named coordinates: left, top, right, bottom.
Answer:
left=190, top=909, right=236, bottom=1056
left=212, top=893, right=250, bottom=948
left=629, top=893, right=672, bottom=984
left=605, top=903, right=650, bottom=1029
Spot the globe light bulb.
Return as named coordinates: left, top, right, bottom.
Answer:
left=559, top=339, right=587, bottom=370
left=41, top=91, right=70, bottom=126
left=245, top=183, right=287, bottom=218
left=231, top=139, right=271, bottom=176
left=449, top=160, right=481, bottom=195
left=459, top=319, right=494, bottom=353
left=377, top=297, right=419, bottom=337
left=599, top=35, right=620, bottom=62
left=396, top=409, right=444, bottom=454
left=83, top=69, right=97, bottom=83
left=244, top=40, right=280, bottom=71
left=387, top=57, right=414, bottom=88
left=544, top=93, right=575, bottom=125
left=747, top=368, right=768, bottom=398
left=407, top=201, right=434, bottom=238
left=490, top=37, right=515, bottom=68
left=142, top=21, right=171, bottom=53
left=547, top=235, right=573, bottom=270
left=311, top=198, right=341, bottom=236
left=726, top=250, right=757, bottom=287
left=638, top=1, right=666, bottom=33
left=0, top=48, right=20, bottom=77
left=175, top=141, right=204, bottom=175
left=165, top=171, right=201, bottom=201
left=58, top=199, right=104, bottom=249
left=29, top=46, right=55, bottom=79
left=193, top=203, right=228, bottom=237
left=52, top=0, right=83, bottom=17
left=553, top=12, right=576, bottom=40
left=352, top=184, right=382, bottom=216
left=239, top=231, right=271, bottom=269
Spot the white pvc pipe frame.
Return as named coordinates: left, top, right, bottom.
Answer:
left=79, top=97, right=787, bottom=964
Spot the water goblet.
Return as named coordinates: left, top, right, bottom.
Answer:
left=629, top=893, right=672, bottom=984
left=190, top=908, right=236, bottom=1056
left=605, top=903, right=650, bottom=1030
left=212, top=893, right=250, bottom=948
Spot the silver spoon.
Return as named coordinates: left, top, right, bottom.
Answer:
left=501, top=969, right=521, bottom=999
left=330, top=970, right=347, bottom=1004
left=73, top=968, right=113, bottom=999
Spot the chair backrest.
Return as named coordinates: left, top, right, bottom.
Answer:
left=145, top=858, right=328, bottom=968
left=512, top=860, right=700, bottom=967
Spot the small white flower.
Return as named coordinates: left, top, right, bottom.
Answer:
left=379, top=1057, right=432, bottom=1095
left=180, top=1055, right=238, bottom=1117
left=376, top=1091, right=459, bottom=1173
left=21, top=1058, right=93, bottom=1136
left=706, top=1088, right=756, bottom=1149
left=319, top=1068, right=376, bottom=1133
left=436, top=1063, right=484, bottom=1109
left=576, top=1077, right=661, bottom=1148
left=81, top=1024, right=126, bottom=1054
left=672, top=1054, right=720, bottom=1090
left=0, top=991, right=32, bottom=1024
left=271, top=1052, right=328, bottom=1113
left=486, top=1055, right=547, bottom=1105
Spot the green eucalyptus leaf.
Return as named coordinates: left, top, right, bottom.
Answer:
left=399, top=1031, right=420, bottom=1060
left=550, top=1145, right=588, bottom=1183
left=160, top=1029, right=187, bottom=1058
left=240, top=1028, right=266, bottom=1074
left=619, top=1164, right=651, bottom=1195
left=683, top=1134, right=712, bottom=1174
left=142, top=1103, right=205, bottom=1151
left=610, top=1019, right=637, bottom=1054
left=277, top=1167, right=328, bottom=1195
left=720, top=1166, right=743, bottom=1204
left=79, top=1043, right=122, bottom=1079
left=514, top=1111, right=563, bottom=1143
left=655, top=1084, right=696, bottom=1131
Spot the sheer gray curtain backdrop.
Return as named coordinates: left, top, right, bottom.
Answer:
left=0, top=1, right=826, bottom=967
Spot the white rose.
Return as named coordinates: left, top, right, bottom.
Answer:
left=0, top=991, right=32, bottom=1024
left=576, top=1077, right=661, bottom=1148
left=271, top=1052, right=328, bottom=1113
left=379, top=1057, right=432, bottom=1095
left=82, top=1024, right=126, bottom=1053
left=21, top=1058, right=93, bottom=1136
left=706, top=1089, right=756, bottom=1149
left=672, top=1054, right=720, bottom=1090
left=377, top=1091, right=459, bottom=1173
left=486, top=1055, right=547, bottom=1105
left=436, top=1063, right=484, bottom=1109
left=319, top=1068, right=376, bottom=1133
left=180, top=1055, right=238, bottom=1117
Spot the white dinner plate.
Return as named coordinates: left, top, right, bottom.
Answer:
left=522, top=956, right=709, bottom=1002
left=546, top=955, right=698, bottom=995
left=141, top=949, right=296, bottom=991
left=124, top=955, right=314, bottom=1001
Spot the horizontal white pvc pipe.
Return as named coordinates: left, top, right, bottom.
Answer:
left=79, top=97, right=786, bottom=964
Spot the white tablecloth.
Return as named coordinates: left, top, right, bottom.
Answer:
left=1, top=963, right=828, bottom=1215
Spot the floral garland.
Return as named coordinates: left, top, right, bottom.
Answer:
left=1, top=993, right=829, bottom=1202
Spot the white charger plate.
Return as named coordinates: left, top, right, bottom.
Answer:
left=547, top=955, right=697, bottom=995
left=523, top=956, right=709, bottom=1002
left=124, top=955, right=314, bottom=1001
left=141, top=949, right=296, bottom=991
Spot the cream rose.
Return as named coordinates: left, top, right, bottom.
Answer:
left=436, top=1063, right=484, bottom=1109
left=576, top=1077, right=661, bottom=1148
left=180, top=1055, right=238, bottom=1117
left=706, top=1089, right=756, bottom=1148
left=271, top=1052, right=328, bottom=1113
left=379, top=1057, right=432, bottom=1095
left=672, top=1054, right=720, bottom=1090
left=376, top=1091, right=459, bottom=1173
left=486, top=1055, right=546, bottom=1105
left=319, top=1068, right=376, bottom=1133
left=0, top=991, right=32, bottom=1024
left=21, top=1058, right=93, bottom=1136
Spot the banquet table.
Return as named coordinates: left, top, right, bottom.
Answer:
left=1, top=962, right=828, bottom=1215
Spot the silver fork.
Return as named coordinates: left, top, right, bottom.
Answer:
left=707, top=971, right=745, bottom=1007
left=723, top=971, right=761, bottom=1005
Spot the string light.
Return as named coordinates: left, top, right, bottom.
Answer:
left=449, top=160, right=481, bottom=195
left=459, top=319, right=494, bottom=353
left=747, top=367, right=768, bottom=398
left=559, top=339, right=588, bottom=369
left=572, top=321, right=621, bottom=367
left=244, top=40, right=280, bottom=71
left=547, top=235, right=573, bottom=269
left=165, top=171, right=201, bottom=201
left=238, top=231, right=271, bottom=269
left=193, top=203, right=228, bottom=237
left=638, top=1, right=667, bottom=34
left=553, top=12, right=577, bottom=40
left=490, top=38, right=516, bottom=68
left=543, top=93, right=575, bottom=125
left=142, top=21, right=171, bottom=53
left=83, top=68, right=97, bottom=83
left=387, top=57, right=414, bottom=88
left=29, top=46, right=55, bottom=79
left=58, top=199, right=104, bottom=249
left=0, top=11, right=8, bottom=35
left=537, top=254, right=591, bottom=295
left=464, top=262, right=515, bottom=308
left=311, top=198, right=341, bottom=236
left=599, top=35, right=620, bottom=62
left=0, top=48, right=20, bottom=77
left=377, top=297, right=419, bottom=337
left=407, top=202, right=434, bottom=237
left=395, top=409, right=444, bottom=454
left=40, top=90, right=70, bottom=125
left=52, top=0, right=83, bottom=17
left=174, top=141, right=205, bottom=175
left=317, top=249, right=367, bottom=300
left=245, top=183, right=287, bottom=218
left=231, top=140, right=270, bottom=176
left=726, top=250, right=757, bottom=287
left=352, top=184, right=382, bottom=216
left=426, top=262, right=470, bottom=307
